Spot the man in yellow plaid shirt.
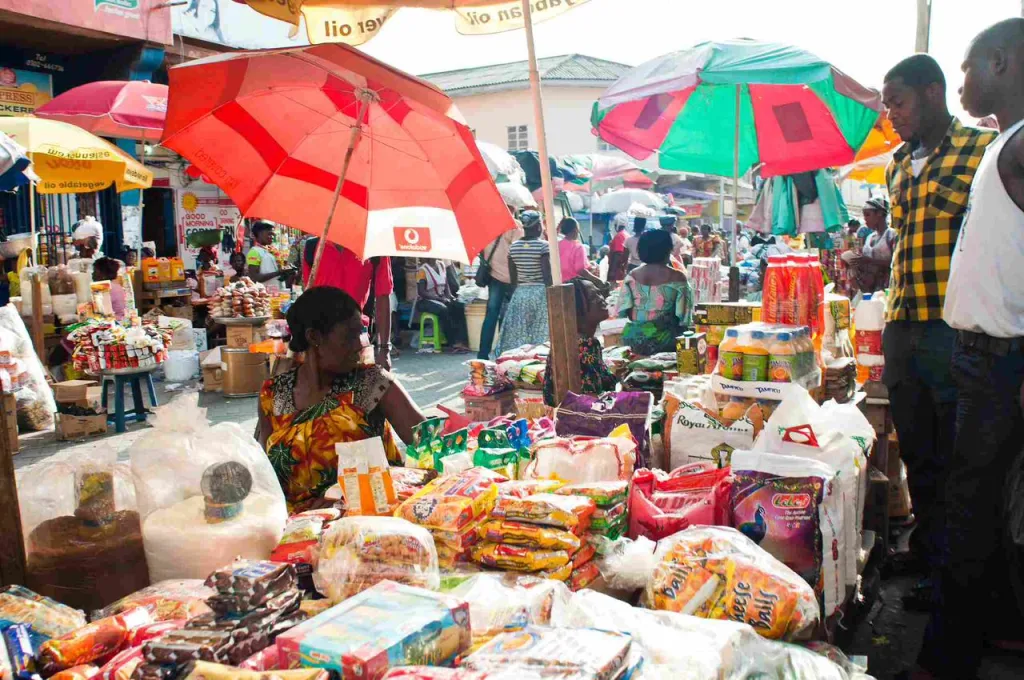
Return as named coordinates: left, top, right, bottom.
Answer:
left=880, top=54, right=997, bottom=611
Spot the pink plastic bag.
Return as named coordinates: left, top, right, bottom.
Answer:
left=628, top=467, right=732, bottom=541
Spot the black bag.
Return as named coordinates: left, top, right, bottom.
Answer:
left=474, top=239, right=501, bottom=288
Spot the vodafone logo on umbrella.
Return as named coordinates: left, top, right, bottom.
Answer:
left=394, top=227, right=431, bottom=252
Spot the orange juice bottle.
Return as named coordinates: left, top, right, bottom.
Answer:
left=741, top=329, right=770, bottom=382
left=717, top=328, right=744, bottom=380
left=769, top=331, right=797, bottom=383
left=762, top=256, right=786, bottom=323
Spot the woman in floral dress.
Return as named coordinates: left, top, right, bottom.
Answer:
left=257, top=287, right=424, bottom=511
left=617, top=230, right=694, bottom=355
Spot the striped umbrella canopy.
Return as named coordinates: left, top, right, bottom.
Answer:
left=161, top=44, right=515, bottom=265
left=592, top=39, right=883, bottom=178
left=35, top=81, right=168, bottom=142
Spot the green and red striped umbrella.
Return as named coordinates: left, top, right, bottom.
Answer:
left=591, top=39, right=882, bottom=178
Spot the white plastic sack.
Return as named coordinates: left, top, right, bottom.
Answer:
left=731, top=450, right=845, bottom=617
left=663, top=391, right=756, bottom=469
left=130, top=393, right=287, bottom=582
left=522, top=428, right=637, bottom=483
left=0, top=304, right=55, bottom=430
left=752, top=387, right=873, bottom=590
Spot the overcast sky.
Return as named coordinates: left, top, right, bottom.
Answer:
left=360, top=0, right=1022, bottom=119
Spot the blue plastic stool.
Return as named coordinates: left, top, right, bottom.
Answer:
left=101, top=370, right=159, bottom=433
left=418, top=313, right=446, bottom=352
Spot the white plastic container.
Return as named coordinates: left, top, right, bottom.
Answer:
left=854, top=293, right=885, bottom=382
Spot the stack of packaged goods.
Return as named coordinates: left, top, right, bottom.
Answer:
left=214, top=279, right=271, bottom=319
left=405, top=418, right=471, bottom=474
left=691, top=301, right=760, bottom=374
left=276, top=581, right=471, bottom=677
left=462, top=360, right=510, bottom=398
left=471, top=425, right=530, bottom=480
left=67, top=321, right=170, bottom=374
left=460, top=626, right=637, bottom=680
left=761, top=253, right=825, bottom=339
left=689, top=257, right=724, bottom=303
left=621, top=353, right=676, bottom=395
left=136, top=561, right=304, bottom=677
left=713, top=322, right=821, bottom=399
left=473, top=493, right=598, bottom=591
left=270, top=509, right=342, bottom=593
left=313, top=517, right=439, bottom=603
left=391, top=467, right=438, bottom=503
left=394, top=467, right=506, bottom=570
left=556, top=482, right=629, bottom=555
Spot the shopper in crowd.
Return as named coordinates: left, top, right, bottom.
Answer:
left=413, top=258, right=470, bottom=353
left=624, top=216, right=647, bottom=273
left=848, top=196, right=896, bottom=293
left=246, top=220, right=293, bottom=285
left=616, top=230, right=694, bottom=355
left=692, top=223, right=724, bottom=259
left=497, top=211, right=551, bottom=353
left=557, top=217, right=588, bottom=281
left=476, top=210, right=523, bottom=360
left=257, top=286, right=423, bottom=512
left=607, top=222, right=629, bottom=283
left=92, top=257, right=126, bottom=320
left=880, top=53, right=997, bottom=613
left=911, top=18, right=1024, bottom=680
left=302, top=238, right=394, bottom=370
left=543, top=278, right=617, bottom=407
left=226, top=251, right=248, bottom=283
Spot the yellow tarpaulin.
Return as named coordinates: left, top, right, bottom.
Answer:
left=0, top=117, right=152, bottom=194
left=241, top=0, right=591, bottom=45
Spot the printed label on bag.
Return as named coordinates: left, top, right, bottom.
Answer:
left=855, top=329, right=882, bottom=355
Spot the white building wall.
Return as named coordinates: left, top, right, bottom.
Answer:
left=449, top=86, right=658, bottom=170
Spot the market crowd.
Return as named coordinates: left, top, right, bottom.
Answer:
left=253, top=17, right=1024, bottom=680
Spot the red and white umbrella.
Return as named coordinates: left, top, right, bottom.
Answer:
left=161, top=44, right=515, bottom=272
left=35, top=80, right=167, bottom=142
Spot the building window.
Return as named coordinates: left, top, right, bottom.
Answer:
left=507, top=125, right=529, bottom=151
left=597, top=138, right=616, bottom=152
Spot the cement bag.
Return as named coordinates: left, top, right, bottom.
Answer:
left=730, top=450, right=844, bottom=617
left=130, top=393, right=287, bottom=582
left=752, top=387, right=872, bottom=590
left=663, top=390, right=756, bottom=469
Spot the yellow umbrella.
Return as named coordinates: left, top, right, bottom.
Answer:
left=854, top=116, right=901, bottom=163
left=0, top=117, right=152, bottom=195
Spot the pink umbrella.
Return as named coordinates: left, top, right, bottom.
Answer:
left=35, top=81, right=167, bottom=142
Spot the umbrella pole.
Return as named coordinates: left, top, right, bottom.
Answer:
left=521, top=0, right=578, bottom=405
left=729, top=84, right=741, bottom=301
left=28, top=182, right=35, bottom=264
left=308, top=97, right=371, bottom=287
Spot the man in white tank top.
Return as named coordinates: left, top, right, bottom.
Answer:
left=913, top=17, right=1024, bottom=680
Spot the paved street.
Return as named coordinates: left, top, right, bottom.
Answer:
left=13, top=350, right=469, bottom=470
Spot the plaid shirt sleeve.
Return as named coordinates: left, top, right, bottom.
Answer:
left=885, top=120, right=997, bottom=322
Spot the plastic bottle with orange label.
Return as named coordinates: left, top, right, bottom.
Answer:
left=769, top=331, right=797, bottom=383
left=741, top=330, right=770, bottom=382
left=717, top=328, right=744, bottom=380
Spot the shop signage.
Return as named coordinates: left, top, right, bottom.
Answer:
left=0, top=0, right=170, bottom=45
left=172, top=0, right=308, bottom=49
left=175, top=187, right=239, bottom=269
left=0, top=68, right=52, bottom=117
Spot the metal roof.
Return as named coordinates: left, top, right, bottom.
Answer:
left=420, top=54, right=632, bottom=96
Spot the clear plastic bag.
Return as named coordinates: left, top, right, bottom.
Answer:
left=642, top=526, right=819, bottom=641
left=129, top=393, right=287, bottom=582
left=594, top=536, right=658, bottom=592
left=0, top=304, right=55, bottom=430
left=446, top=572, right=570, bottom=652
left=522, top=425, right=637, bottom=484
left=15, top=449, right=148, bottom=612
left=314, top=516, right=439, bottom=604
left=92, top=580, right=213, bottom=622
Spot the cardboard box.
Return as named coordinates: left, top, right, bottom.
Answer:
left=57, top=414, right=107, bottom=441
left=200, top=349, right=223, bottom=392
left=675, top=332, right=708, bottom=376
left=2, top=393, right=18, bottom=453
left=226, top=324, right=266, bottom=349
left=53, top=379, right=100, bottom=403
left=693, top=301, right=760, bottom=326
left=464, top=391, right=515, bottom=422
left=276, top=581, right=471, bottom=676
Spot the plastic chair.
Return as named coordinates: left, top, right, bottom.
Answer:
left=418, top=313, right=446, bottom=352
left=101, top=370, right=159, bottom=433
